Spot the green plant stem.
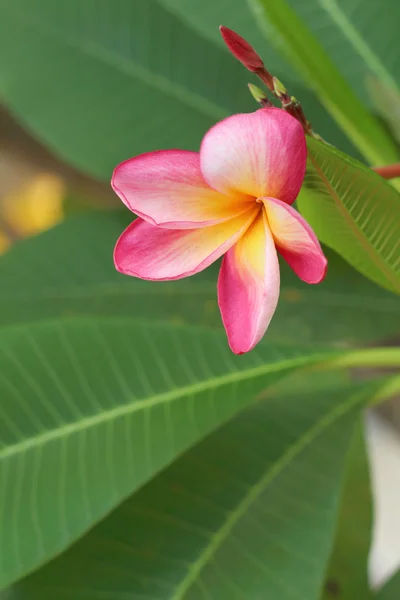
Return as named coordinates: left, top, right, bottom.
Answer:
left=313, top=347, right=400, bottom=405
left=330, top=347, right=400, bottom=369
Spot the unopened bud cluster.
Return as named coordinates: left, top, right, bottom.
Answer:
left=220, top=25, right=318, bottom=138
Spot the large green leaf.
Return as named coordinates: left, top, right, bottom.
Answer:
left=248, top=0, right=399, bottom=165
left=0, top=317, right=332, bottom=589
left=322, top=421, right=373, bottom=600
left=1, top=210, right=399, bottom=346
left=0, top=0, right=257, bottom=180
left=375, top=570, right=400, bottom=600
left=297, top=138, right=400, bottom=295
left=4, top=380, right=383, bottom=599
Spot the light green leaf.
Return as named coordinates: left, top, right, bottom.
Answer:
left=248, top=0, right=399, bottom=165
left=322, top=420, right=373, bottom=600
left=297, top=137, right=400, bottom=295
left=1, top=210, right=400, bottom=346
left=0, top=0, right=256, bottom=180
left=368, top=77, right=400, bottom=147
left=4, top=379, right=383, bottom=599
left=375, top=570, right=400, bottom=600
left=0, top=317, right=332, bottom=589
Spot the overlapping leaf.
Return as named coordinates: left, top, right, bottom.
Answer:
left=0, top=318, right=333, bottom=589
left=298, top=138, right=400, bottom=295
left=322, top=421, right=373, bottom=599
left=4, top=379, right=383, bottom=599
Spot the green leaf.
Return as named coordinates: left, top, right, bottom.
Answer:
left=4, top=380, right=382, bottom=599
left=297, top=137, right=400, bottom=295
left=375, top=570, right=400, bottom=600
left=0, top=0, right=256, bottom=180
left=1, top=210, right=400, bottom=346
left=247, top=0, right=399, bottom=165
left=322, top=420, right=373, bottom=600
left=368, top=77, right=400, bottom=147
left=285, top=0, right=400, bottom=113
left=0, top=317, right=332, bottom=589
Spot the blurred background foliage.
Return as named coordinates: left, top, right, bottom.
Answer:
left=1, top=1, right=400, bottom=598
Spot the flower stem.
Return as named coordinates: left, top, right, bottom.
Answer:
left=324, top=347, right=400, bottom=369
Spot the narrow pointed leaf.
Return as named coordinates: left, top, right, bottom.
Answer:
left=4, top=379, right=384, bottom=599
left=0, top=318, right=333, bottom=589
left=322, top=420, right=373, bottom=599
left=297, top=138, right=400, bottom=295
left=368, top=77, right=400, bottom=146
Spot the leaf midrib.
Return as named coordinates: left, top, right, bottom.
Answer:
left=308, top=151, right=400, bottom=294
left=3, top=3, right=227, bottom=121
left=0, top=352, right=330, bottom=462
left=171, top=383, right=375, bottom=599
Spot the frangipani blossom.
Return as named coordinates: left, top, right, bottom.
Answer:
left=112, top=108, right=327, bottom=354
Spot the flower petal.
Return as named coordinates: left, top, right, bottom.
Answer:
left=263, top=197, right=327, bottom=283
left=114, top=209, right=258, bottom=281
left=200, top=108, right=306, bottom=203
left=218, top=211, right=280, bottom=354
left=112, top=150, right=249, bottom=229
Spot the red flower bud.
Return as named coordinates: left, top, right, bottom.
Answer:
left=220, top=26, right=264, bottom=72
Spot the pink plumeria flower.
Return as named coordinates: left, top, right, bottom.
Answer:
left=112, top=108, right=327, bottom=354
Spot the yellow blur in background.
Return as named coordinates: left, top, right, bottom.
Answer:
left=0, top=173, right=64, bottom=253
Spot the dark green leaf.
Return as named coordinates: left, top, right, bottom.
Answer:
left=0, top=0, right=256, bottom=179
left=322, top=420, right=373, bottom=600
left=4, top=380, right=382, bottom=599
left=159, top=0, right=297, bottom=79
left=0, top=317, right=331, bottom=589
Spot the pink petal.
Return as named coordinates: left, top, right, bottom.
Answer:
left=112, top=150, right=249, bottom=229
left=114, top=209, right=258, bottom=281
left=200, top=108, right=306, bottom=204
left=263, top=197, right=327, bottom=283
left=218, top=211, right=280, bottom=354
